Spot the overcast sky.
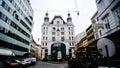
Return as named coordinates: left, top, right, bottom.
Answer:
left=30, top=0, right=97, bottom=44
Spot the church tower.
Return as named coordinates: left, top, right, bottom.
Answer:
left=41, top=13, right=75, bottom=60
left=67, top=13, right=72, bottom=23
left=44, top=12, right=49, bottom=24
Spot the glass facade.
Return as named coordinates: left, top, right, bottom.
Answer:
left=0, top=0, right=34, bottom=56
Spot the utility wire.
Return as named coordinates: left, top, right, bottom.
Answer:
left=30, top=9, right=79, bottom=13
left=74, top=0, right=79, bottom=15
left=74, top=0, right=79, bottom=11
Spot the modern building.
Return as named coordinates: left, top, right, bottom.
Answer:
left=41, top=13, right=75, bottom=60
left=0, top=0, right=34, bottom=56
left=29, top=36, right=41, bottom=60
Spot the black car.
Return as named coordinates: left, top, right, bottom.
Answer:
left=0, top=57, right=19, bottom=68
left=0, top=49, right=23, bottom=68
left=0, top=61, right=5, bottom=68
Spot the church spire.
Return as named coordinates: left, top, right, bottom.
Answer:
left=67, top=13, right=72, bottom=23
left=44, top=12, right=49, bottom=23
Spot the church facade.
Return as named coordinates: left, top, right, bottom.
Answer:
left=41, top=13, right=75, bottom=60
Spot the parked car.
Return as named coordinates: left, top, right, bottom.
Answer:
left=0, top=49, right=19, bottom=68
left=15, top=58, right=29, bottom=68
left=30, top=57, right=37, bottom=65
left=0, top=61, right=5, bottom=68
left=23, top=58, right=32, bottom=66
left=1, top=58, right=19, bottom=68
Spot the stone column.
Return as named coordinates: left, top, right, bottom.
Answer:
left=41, top=48, right=45, bottom=59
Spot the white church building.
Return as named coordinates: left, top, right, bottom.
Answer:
left=41, top=13, right=75, bottom=60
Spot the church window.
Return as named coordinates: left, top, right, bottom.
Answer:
left=57, top=21, right=60, bottom=24
left=52, top=37, right=55, bottom=41
left=46, top=37, right=47, bottom=40
left=69, top=37, right=71, bottom=40
left=61, top=37, right=65, bottom=41
left=72, top=36, right=74, bottom=40
left=53, top=27, right=56, bottom=30
left=61, top=32, right=64, bottom=35
left=61, top=27, right=64, bottom=30
left=68, top=27, right=70, bottom=30
left=69, top=43, right=71, bottom=46
left=45, top=43, right=47, bottom=46
left=42, top=43, right=44, bottom=46
left=52, top=32, right=55, bottom=35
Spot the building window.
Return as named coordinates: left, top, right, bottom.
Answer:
left=53, top=27, right=56, bottom=30
left=72, top=43, right=74, bottom=46
left=72, top=36, right=74, bottom=40
left=95, top=33, right=99, bottom=39
left=0, top=25, right=3, bottom=31
left=45, top=43, right=47, bottom=46
left=52, top=32, right=55, bottom=35
left=71, top=27, right=73, bottom=30
left=98, top=0, right=106, bottom=13
left=57, top=21, right=60, bottom=24
left=2, top=1, right=10, bottom=12
left=68, top=27, right=70, bottom=30
left=72, top=32, right=73, bottom=35
left=43, top=37, right=45, bottom=40
left=43, top=32, right=45, bottom=35
left=0, top=39, right=28, bottom=52
left=69, top=32, right=70, bottom=35
left=42, top=43, right=44, bottom=46
left=99, top=30, right=102, bottom=36
left=0, top=12, right=30, bottom=38
left=46, top=37, right=47, bottom=40
left=45, top=49, right=48, bottom=53
left=52, top=37, right=55, bottom=41
left=113, top=6, right=120, bottom=25
left=69, top=43, right=71, bottom=46
left=105, top=23, right=110, bottom=29
left=0, top=12, right=1, bottom=17
left=15, top=14, right=19, bottom=21
left=0, top=26, right=29, bottom=45
left=97, top=17, right=99, bottom=21
left=103, top=15, right=111, bottom=30
left=69, top=37, right=71, bottom=40
left=61, top=27, right=64, bottom=30
left=61, top=37, right=65, bottom=41
left=61, top=32, right=64, bottom=35
left=104, top=19, right=110, bottom=29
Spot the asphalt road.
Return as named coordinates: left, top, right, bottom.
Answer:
left=29, top=61, right=68, bottom=68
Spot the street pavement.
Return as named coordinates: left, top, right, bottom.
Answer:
left=29, top=61, right=68, bottom=68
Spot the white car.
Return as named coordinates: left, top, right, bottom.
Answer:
left=23, top=58, right=32, bottom=66
left=30, top=57, right=36, bottom=65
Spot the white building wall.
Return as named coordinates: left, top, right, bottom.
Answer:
left=41, top=15, right=75, bottom=59
left=94, top=0, right=120, bottom=38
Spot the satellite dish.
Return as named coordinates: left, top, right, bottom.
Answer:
left=97, top=38, right=115, bottom=57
